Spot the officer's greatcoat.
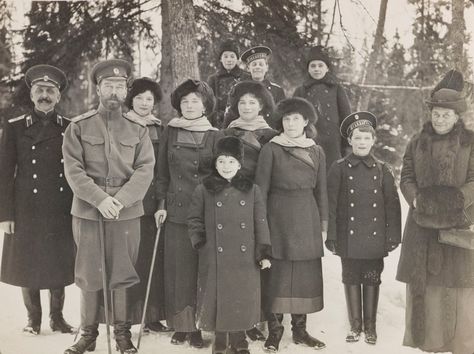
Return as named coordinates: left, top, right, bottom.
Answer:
left=0, top=111, right=75, bottom=289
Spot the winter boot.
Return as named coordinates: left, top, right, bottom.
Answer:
left=113, top=289, right=137, bottom=354
left=229, top=331, right=249, bottom=353
left=144, top=321, right=171, bottom=333
left=264, top=314, right=284, bottom=352
left=22, top=288, right=41, bottom=335
left=189, top=330, right=204, bottom=348
left=344, top=284, right=362, bottom=342
left=213, top=332, right=228, bottom=354
left=363, top=285, right=380, bottom=345
left=246, top=327, right=265, bottom=341
left=64, top=290, right=99, bottom=354
left=170, top=331, right=187, bottom=345
left=50, top=288, right=74, bottom=333
left=291, top=314, right=326, bottom=350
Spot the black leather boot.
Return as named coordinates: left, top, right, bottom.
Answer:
left=344, top=284, right=362, bottom=342
left=64, top=290, right=99, bottom=354
left=213, top=332, right=228, bottom=354
left=291, top=314, right=326, bottom=350
left=22, top=288, right=41, bottom=335
left=363, top=285, right=380, bottom=345
left=50, top=288, right=74, bottom=333
left=144, top=321, right=171, bottom=332
left=246, top=326, right=265, bottom=341
left=113, top=289, right=137, bottom=354
left=170, top=331, right=187, bottom=345
left=189, top=330, right=204, bottom=348
left=229, top=331, right=249, bottom=353
left=264, top=314, right=284, bottom=352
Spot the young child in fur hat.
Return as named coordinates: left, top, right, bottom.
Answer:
left=326, top=111, right=401, bottom=345
left=188, top=136, right=272, bottom=354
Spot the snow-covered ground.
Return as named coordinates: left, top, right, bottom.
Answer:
left=0, top=197, right=438, bottom=354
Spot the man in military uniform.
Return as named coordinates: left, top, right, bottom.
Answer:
left=0, top=64, right=75, bottom=335
left=62, top=59, right=154, bottom=354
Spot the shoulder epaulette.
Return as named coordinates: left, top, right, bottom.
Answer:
left=270, top=81, right=282, bottom=88
left=72, top=109, right=97, bottom=123
left=8, top=114, right=26, bottom=123
left=123, top=112, right=146, bottom=127
left=61, top=115, right=72, bottom=121
left=336, top=157, right=347, bottom=164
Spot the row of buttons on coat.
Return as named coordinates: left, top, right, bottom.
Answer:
left=217, top=223, right=246, bottom=230
left=216, top=200, right=246, bottom=207
left=217, top=245, right=247, bottom=253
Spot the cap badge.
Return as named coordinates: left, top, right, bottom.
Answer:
left=251, top=49, right=255, bottom=54
left=113, top=68, right=120, bottom=75
left=44, top=75, right=49, bottom=81
left=355, top=114, right=359, bottom=120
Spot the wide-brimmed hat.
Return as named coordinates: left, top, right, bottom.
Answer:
left=171, top=79, right=216, bottom=116
left=425, top=88, right=467, bottom=114
left=273, top=97, right=318, bottom=130
left=340, top=111, right=377, bottom=139
left=227, top=80, right=275, bottom=120
left=125, top=77, right=162, bottom=109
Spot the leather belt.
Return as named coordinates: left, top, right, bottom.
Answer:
left=93, top=177, right=128, bottom=187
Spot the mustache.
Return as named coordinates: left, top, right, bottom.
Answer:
left=38, top=98, right=52, bottom=103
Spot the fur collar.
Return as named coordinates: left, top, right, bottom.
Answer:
left=203, top=171, right=253, bottom=194
left=303, top=71, right=340, bottom=88
left=419, top=120, right=474, bottom=151
left=217, top=65, right=243, bottom=78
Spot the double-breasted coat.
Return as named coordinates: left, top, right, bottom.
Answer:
left=0, top=110, right=75, bottom=289
left=327, top=153, right=401, bottom=259
left=293, top=74, right=351, bottom=167
left=187, top=173, right=271, bottom=331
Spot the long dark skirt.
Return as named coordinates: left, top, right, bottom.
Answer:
left=128, top=216, right=166, bottom=324
left=266, top=258, right=323, bottom=314
left=164, top=221, right=198, bottom=332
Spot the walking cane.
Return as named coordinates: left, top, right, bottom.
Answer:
left=98, top=214, right=113, bottom=354
left=137, top=216, right=163, bottom=349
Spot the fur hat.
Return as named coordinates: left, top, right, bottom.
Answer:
left=218, top=39, right=240, bottom=59
left=425, top=88, right=467, bottom=114
left=171, top=79, right=216, bottom=116
left=215, top=136, right=244, bottom=164
left=306, top=46, right=331, bottom=69
left=125, top=77, right=162, bottom=110
left=227, top=80, right=275, bottom=121
left=272, top=97, right=318, bottom=130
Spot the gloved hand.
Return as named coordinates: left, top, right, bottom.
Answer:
left=259, top=259, right=271, bottom=269
left=325, top=239, right=337, bottom=254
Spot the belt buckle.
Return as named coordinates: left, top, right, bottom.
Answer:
left=105, top=177, right=111, bottom=186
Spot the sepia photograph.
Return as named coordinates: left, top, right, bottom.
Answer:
left=0, top=1, right=474, bottom=353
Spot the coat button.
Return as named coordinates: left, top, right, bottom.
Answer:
left=349, top=176, right=353, bottom=180
left=59, top=187, right=64, bottom=192
left=241, top=245, right=247, bottom=252
left=176, top=146, right=181, bottom=149
left=326, top=117, right=330, bottom=121
left=240, top=222, right=246, bottom=229
left=373, top=203, right=377, bottom=208
left=194, top=174, right=198, bottom=178
left=350, top=230, right=354, bottom=235
left=327, top=103, right=331, bottom=107
left=240, top=200, right=245, bottom=206
left=217, top=246, right=223, bottom=252
left=350, top=203, right=354, bottom=207
left=350, top=189, right=354, bottom=193
left=373, top=231, right=377, bottom=235
left=325, top=89, right=329, bottom=93
left=193, top=160, right=198, bottom=165
left=217, top=224, right=223, bottom=230
left=373, top=176, right=377, bottom=180
left=374, top=189, right=377, bottom=193
left=373, top=217, right=377, bottom=222
left=178, top=187, right=182, bottom=191
left=178, top=175, right=182, bottom=179
left=32, top=159, right=36, bottom=164
left=61, top=159, right=64, bottom=163
left=348, top=163, right=352, bottom=168
left=33, top=188, right=38, bottom=194
left=33, top=174, right=38, bottom=179
left=59, top=173, right=63, bottom=177
left=350, top=216, right=355, bottom=221
left=178, top=202, right=182, bottom=207
left=31, top=145, right=35, bottom=150
left=216, top=201, right=223, bottom=207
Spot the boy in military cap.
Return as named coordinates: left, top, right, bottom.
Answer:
left=326, top=112, right=401, bottom=345
left=62, top=59, right=155, bottom=354
left=240, top=45, right=285, bottom=105
left=0, top=64, right=75, bottom=336
left=207, top=39, right=250, bottom=128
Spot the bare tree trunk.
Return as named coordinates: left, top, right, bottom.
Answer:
left=358, top=0, right=389, bottom=110
left=158, top=0, right=200, bottom=122
left=450, top=0, right=465, bottom=71
left=316, top=0, right=322, bottom=45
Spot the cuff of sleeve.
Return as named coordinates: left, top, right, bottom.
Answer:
left=255, top=244, right=272, bottom=262
left=190, top=232, right=206, bottom=249
left=321, top=220, right=328, bottom=232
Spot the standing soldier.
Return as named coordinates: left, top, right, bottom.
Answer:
left=62, top=59, right=155, bottom=354
left=0, top=64, right=75, bottom=336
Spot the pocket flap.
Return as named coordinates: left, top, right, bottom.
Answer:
left=82, top=135, right=104, bottom=145
left=120, top=137, right=140, bottom=147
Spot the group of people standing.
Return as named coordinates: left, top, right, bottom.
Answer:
left=0, top=38, right=473, bottom=354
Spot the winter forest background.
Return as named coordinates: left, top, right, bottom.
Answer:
left=0, top=1, right=473, bottom=353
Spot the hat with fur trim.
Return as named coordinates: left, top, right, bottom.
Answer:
left=227, top=80, right=275, bottom=121
left=218, top=39, right=240, bottom=59
left=215, top=136, right=244, bottom=164
left=171, top=79, right=216, bottom=116
left=125, top=77, right=162, bottom=110
left=273, top=97, right=318, bottom=130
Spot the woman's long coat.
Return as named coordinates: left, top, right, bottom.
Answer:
left=293, top=74, right=351, bottom=167
left=0, top=111, right=75, bottom=289
left=188, top=173, right=271, bottom=332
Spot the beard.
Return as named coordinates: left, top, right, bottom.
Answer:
left=101, top=95, right=123, bottom=110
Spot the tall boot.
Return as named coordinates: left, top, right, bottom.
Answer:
left=264, top=313, right=284, bottom=352
left=229, top=331, right=249, bottom=354
left=64, top=290, right=99, bottom=354
left=344, top=284, right=362, bottom=342
left=113, top=288, right=137, bottom=354
left=50, top=288, right=74, bottom=333
left=22, top=288, right=41, bottom=335
left=363, top=285, right=380, bottom=345
left=213, top=332, right=228, bottom=354
left=291, top=314, right=326, bottom=349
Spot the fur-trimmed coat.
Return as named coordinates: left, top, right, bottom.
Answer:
left=188, top=172, right=271, bottom=331
left=396, top=121, right=474, bottom=344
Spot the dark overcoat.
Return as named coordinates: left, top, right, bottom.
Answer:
left=327, top=153, right=401, bottom=259
left=255, top=142, right=328, bottom=260
left=261, top=79, right=285, bottom=104
left=0, top=111, right=75, bottom=289
left=222, top=127, right=278, bottom=180
left=293, top=74, right=351, bottom=167
left=188, top=173, right=271, bottom=331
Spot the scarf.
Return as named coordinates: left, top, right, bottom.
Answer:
left=167, top=116, right=218, bottom=132
left=125, top=110, right=161, bottom=126
left=270, top=132, right=315, bottom=148
left=227, top=115, right=271, bottom=131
